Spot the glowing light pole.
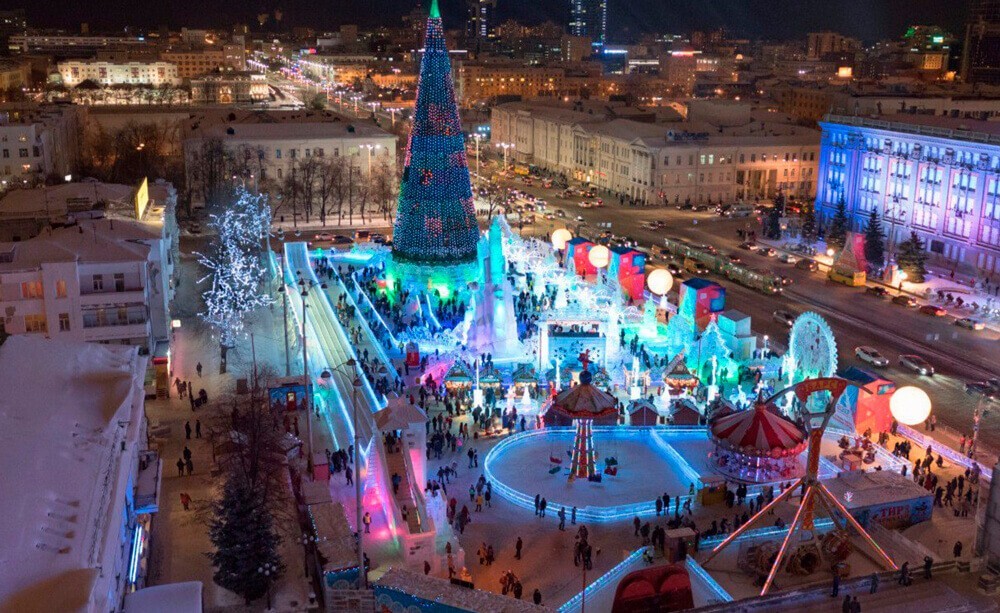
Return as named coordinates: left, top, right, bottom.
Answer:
left=298, top=276, right=328, bottom=477
left=472, top=133, right=484, bottom=187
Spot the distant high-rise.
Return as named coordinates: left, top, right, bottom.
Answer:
left=467, top=0, right=497, bottom=41
left=0, top=9, right=26, bottom=55
left=962, top=0, right=1000, bottom=83
left=569, top=0, right=607, bottom=46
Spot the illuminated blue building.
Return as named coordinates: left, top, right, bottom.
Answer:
left=816, top=113, right=1000, bottom=276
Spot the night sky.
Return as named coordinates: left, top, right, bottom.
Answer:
left=5, top=0, right=971, bottom=41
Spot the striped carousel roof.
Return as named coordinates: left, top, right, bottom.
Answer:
left=549, top=369, right=618, bottom=420
left=710, top=401, right=806, bottom=457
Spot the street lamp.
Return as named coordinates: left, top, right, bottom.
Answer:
left=362, top=144, right=380, bottom=177
left=471, top=133, right=484, bottom=187
left=297, top=275, right=328, bottom=478
left=298, top=530, right=327, bottom=578
left=258, top=562, right=279, bottom=609
left=320, top=359, right=366, bottom=587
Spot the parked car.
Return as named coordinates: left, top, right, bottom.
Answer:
left=865, top=286, right=889, bottom=298
left=899, top=354, right=935, bottom=376
left=891, top=295, right=918, bottom=307
left=955, top=317, right=986, bottom=331
left=855, top=346, right=889, bottom=367
left=772, top=309, right=797, bottom=327
left=795, top=259, right=819, bottom=272
left=918, top=304, right=948, bottom=317
left=332, top=234, right=353, bottom=245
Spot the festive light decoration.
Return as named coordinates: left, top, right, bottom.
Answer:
left=390, top=0, right=479, bottom=265
left=890, top=386, right=932, bottom=426
left=197, top=188, right=272, bottom=347
left=551, top=228, right=573, bottom=251
left=570, top=419, right=597, bottom=479
left=588, top=244, right=611, bottom=269
left=646, top=268, right=674, bottom=295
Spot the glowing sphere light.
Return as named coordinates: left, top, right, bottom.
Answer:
left=551, top=228, right=572, bottom=251
left=647, top=268, right=674, bottom=295
left=588, top=244, right=611, bottom=269
left=889, top=386, right=931, bottom=426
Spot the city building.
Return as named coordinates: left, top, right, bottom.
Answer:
left=962, top=0, right=1000, bottom=84
left=183, top=112, right=396, bottom=205
left=0, top=104, right=81, bottom=185
left=190, top=72, right=268, bottom=104
left=569, top=0, right=607, bottom=47
left=453, top=60, right=602, bottom=104
left=160, top=44, right=246, bottom=79
left=0, top=180, right=178, bottom=349
left=9, top=32, right=150, bottom=55
left=57, top=59, right=181, bottom=87
left=807, top=31, right=860, bottom=61
left=0, top=59, right=29, bottom=90
left=0, top=9, right=26, bottom=54
left=0, top=335, right=161, bottom=611
left=466, top=0, right=497, bottom=42
left=561, top=35, right=593, bottom=62
left=492, top=101, right=819, bottom=205
left=815, top=113, right=1000, bottom=276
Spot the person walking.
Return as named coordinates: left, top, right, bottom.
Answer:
left=183, top=446, right=192, bottom=461
left=176, top=457, right=184, bottom=476
left=869, top=571, right=879, bottom=594
left=180, top=492, right=191, bottom=511
left=954, top=541, right=963, bottom=558
left=196, top=362, right=202, bottom=377
left=363, top=512, right=372, bottom=534
left=345, top=465, right=353, bottom=485
left=185, top=458, right=194, bottom=475
left=475, top=493, right=483, bottom=512
left=534, top=494, right=540, bottom=516
left=558, top=507, right=566, bottom=530
left=185, top=421, right=192, bottom=439
left=189, top=386, right=196, bottom=411
left=513, top=580, right=523, bottom=600
left=851, top=596, right=861, bottom=613
left=532, top=589, right=542, bottom=605
left=539, top=498, right=547, bottom=517
left=515, top=536, right=523, bottom=560
left=841, top=595, right=851, bottom=613
left=195, top=419, right=202, bottom=438
left=898, top=561, right=910, bottom=586
left=571, top=506, right=577, bottom=525
left=831, top=571, right=840, bottom=597
left=923, top=555, right=933, bottom=580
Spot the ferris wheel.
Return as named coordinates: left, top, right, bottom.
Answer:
left=788, top=311, right=838, bottom=381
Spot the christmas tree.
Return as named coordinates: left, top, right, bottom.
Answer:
left=391, top=0, right=479, bottom=265
left=896, top=231, right=929, bottom=283
left=764, top=205, right=782, bottom=240
left=208, top=476, right=286, bottom=605
left=826, top=197, right=849, bottom=252
left=863, top=207, right=886, bottom=272
left=800, top=202, right=818, bottom=244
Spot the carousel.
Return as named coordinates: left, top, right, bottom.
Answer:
left=709, top=399, right=807, bottom=483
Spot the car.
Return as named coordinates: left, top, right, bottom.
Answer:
left=891, top=295, right=918, bottom=307
left=739, top=241, right=757, bottom=251
left=666, top=261, right=684, bottom=276
left=899, top=354, right=935, bottom=376
left=684, top=259, right=710, bottom=275
left=545, top=213, right=555, bottom=220
left=534, top=199, right=547, bottom=207
left=778, top=253, right=798, bottom=264
left=575, top=215, right=585, bottom=222
left=918, top=304, right=948, bottom=317
left=795, top=259, right=818, bottom=272
left=698, top=243, right=719, bottom=255
left=556, top=210, right=566, bottom=218
left=855, top=346, right=889, bottom=367
left=865, top=286, right=889, bottom=298
left=726, top=253, right=742, bottom=264
left=966, top=381, right=999, bottom=400
left=370, top=233, right=388, bottom=244
left=955, top=317, right=986, bottom=331
left=778, top=275, right=794, bottom=286
left=760, top=247, right=777, bottom=257
left=772, top=309, right=797, bottom=327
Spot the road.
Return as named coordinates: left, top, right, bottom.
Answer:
left=485, top=163, right=1000, bottom=450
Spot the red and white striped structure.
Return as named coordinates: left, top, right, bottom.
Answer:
left=710, top=403, right=807, bottom=458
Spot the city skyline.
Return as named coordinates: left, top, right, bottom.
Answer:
left=12, top=0, right=972, bottom=42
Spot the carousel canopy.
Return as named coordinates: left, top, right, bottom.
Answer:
left=710, top=402, right=806, bottom=457
left=549, top=369, right=618, bottom=420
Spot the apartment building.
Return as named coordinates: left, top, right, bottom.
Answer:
left=492, top=101, right=820, bottom=205
left=0, top=181, right=177, bottom=350
left=0, top=104, right=81, bottom=185
left=454, top=61, right=602, bottom=104
left=160, top=44, right=246, bottom=79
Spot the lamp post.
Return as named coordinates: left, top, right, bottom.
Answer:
left=362, top=144, right=380, bottom=177
left=298, top=276, right=328, bottom=478
left=258, top=562, right=278, bottom=610
left=472, top=134, right=484, bottom=187
left=280, top=285, right=290, bottom=376
left=321, top=359, right=365, bottom=587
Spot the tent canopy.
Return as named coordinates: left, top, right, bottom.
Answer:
left=710, top=402, right=806, bottom=457
left=549, top=370, right=617, bottom=420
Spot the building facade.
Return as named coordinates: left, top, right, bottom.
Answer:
left=0, top=181, right=177, bottom=349
left=58, top=59, right=181, bottom=87
left=160, top=44, right=246, bottom=79
left=0, top=105, right=81, bottom=185
left=569, top=0, right=607, bottom=46
left=815, top=114, right=1000, bottom=276
left=190, top=73, right=268, bottom=104
left=963, top=0, right=1000, bottom=84
left=492, top=102, right=819, bottom=205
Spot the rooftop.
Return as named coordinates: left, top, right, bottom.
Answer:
left=824, top=112, right=1000, bottom=144
left=374, top=568, right=550, bottom=612
left=0, top=219, right=154, bottom=272
left=821, top=469, right=931, bottom=511
left=188, top=110, right=393, bottom=142
left=0, top=336, right=146, bottom=611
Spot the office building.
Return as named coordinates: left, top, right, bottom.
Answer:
left=815, top=113, right=1000, bottom=275
left=0, top=335, right=160, bottom=611
left=57, top=59, right=181, bottom=87
left=807, top=31, right=860, bottom=61
left=569, top=0, right=607, bottom=46
left=160, top=44, right=246, bottom=79
left=963, top=0, right=1000, bottom=83
left=467, top=0, right=497, bottom=41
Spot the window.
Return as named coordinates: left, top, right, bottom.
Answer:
left=290, top=149, right=297, bottom=158
left=114, top=273, right=125, bottom=292
left=20, top=281, right=42, bottom=299
left=58, top=313, right=70, bottom=332
left=24, top=314, right=46, bottom=333
left=18, top=148, right=27, bottom=158
left=314, top=148, right=324, bottom=157
left=275, top=149, right=282, bottom=159
left=2, top=150, right=7, bottom=158
left=56, top=280, right=67, bottom=298
left=92, top=274, right=104, bottom=292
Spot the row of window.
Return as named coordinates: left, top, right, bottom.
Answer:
left=662, top=151, right=817, bottom=167
left=18, top=274, right=138, bottom=299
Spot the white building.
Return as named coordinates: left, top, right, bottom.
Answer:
left=492, top=101, right=820, bottom=205
left=0, top=180, right=178, bottom=350
left=183, top=112, right=397, bottom=206
left=0, top=336, right=162, bottom=612
left=58, top=59, right=181, bottom=87
left=0, top=105, right=81, bottom=186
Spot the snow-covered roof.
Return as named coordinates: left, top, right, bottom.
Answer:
left=123, top=582, right=203, bottom=613
left=0, top=218, right=153, bottom=272
left=374, top=568, right=551, bottom=612
left=0, top=336, right=147, bottom=612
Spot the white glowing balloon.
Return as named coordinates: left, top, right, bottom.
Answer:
left=588, top=244, right=611, bottom=269
left=889, top=386, right=931, bottom=426
left=551, top=228, right=572, bottom=250
left=647, top=268, right=674, bottom=295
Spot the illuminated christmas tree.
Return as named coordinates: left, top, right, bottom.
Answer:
left=391, top=0, right=479, bottom=265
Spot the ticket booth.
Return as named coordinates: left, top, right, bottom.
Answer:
left=697, top=474, right=728, bottom=506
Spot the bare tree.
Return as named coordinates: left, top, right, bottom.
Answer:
left=187, top=138, right=232, bottom=209
left=369, top=157, right=398, bottom=223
